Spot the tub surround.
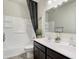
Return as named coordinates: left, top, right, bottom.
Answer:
left=34, top=38, right=76, bottom=59
left=3, top=16, right=36, bottom=59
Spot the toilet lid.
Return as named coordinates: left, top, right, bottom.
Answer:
left=24, top=45, right=33, bottom=50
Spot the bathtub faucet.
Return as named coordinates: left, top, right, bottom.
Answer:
left=3, top=32, right=5, bottom=42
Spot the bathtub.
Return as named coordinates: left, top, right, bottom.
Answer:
left=3, top=43, right=33, bottom=59
left=4, top=47, right=25, bottom=59
left=3, top=32, right=34, bottom=59
left=3, top=16, right=36, bottom=59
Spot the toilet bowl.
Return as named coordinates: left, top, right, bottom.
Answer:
left=24, top=44, right=33, bottom=58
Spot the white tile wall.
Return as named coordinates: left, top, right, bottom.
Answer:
left=3, top=15, right=36, bottom=51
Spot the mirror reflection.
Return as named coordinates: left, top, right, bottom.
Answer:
left=45, top=0, right=76, bottom=33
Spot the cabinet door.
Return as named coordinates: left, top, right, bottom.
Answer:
left=47, top=48, right=70, bottom=59
left=34, top=46, right=40, bottom=59
left=39, top=50, right=45, bottom=59
left=47, top=56, right=52, bottom=59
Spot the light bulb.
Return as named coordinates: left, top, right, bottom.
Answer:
left=58, top=1, right=63, bottom=5
left=48, top=0, right=52, bottom=4
left=64, top=0, right=68, bottom=2
left=54, top=5, right=58, bottom=8
left=53, top=0, right=57, bottom=2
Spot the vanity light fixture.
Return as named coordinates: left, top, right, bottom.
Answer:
left=54, top=5, right=58, bottom=8
left=48, top=0, right=68, bottom=8
left=64, top=0, right=68, bottom=2
left=48, top=0, right=57, bottom=4
left=58, top=2, right=63, bottom=5
left=48, top=0, right=52, bottom=4
left=53, top=0, right=57, bottom=2
left=58, top=0, right=63, bottom=5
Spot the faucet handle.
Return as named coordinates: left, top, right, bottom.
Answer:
left=3, top=33, right=5, bottom=42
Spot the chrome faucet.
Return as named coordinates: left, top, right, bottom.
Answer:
left=55, top=27, right=64, bottom=43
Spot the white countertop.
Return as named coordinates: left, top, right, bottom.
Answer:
left=34, top=38, right=76, bottom=59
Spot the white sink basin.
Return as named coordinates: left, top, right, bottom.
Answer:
left=44, top=39, right=76, bottom=47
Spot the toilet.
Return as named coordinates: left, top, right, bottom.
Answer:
left=24, top=44, right=33, bottom=58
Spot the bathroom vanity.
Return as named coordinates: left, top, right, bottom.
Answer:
left=34, top=38, right=76, bottom=59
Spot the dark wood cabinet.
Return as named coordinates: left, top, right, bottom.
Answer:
left=34, top=42, right=45, bottom=59
left=34, top=46, right=45, bottom=59
left=39, top=50, right=45, bottom=59
left=34, top=41, right=70, bottom=59
left=47, top=56, right=52, bottom=59
left=34, top=46, right=39, bottom=59
left=47, top=48, right=69, bottom=59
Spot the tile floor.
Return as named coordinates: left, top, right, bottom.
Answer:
left=8, top=53, right=33, bottom=59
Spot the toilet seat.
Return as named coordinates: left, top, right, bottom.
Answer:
left=24, top=44, right=33, bottom=51
left=24, top=44, right=33, bottom=58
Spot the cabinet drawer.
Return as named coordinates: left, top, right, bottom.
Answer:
left=34, top=41, right=45, bottom=52
left=47, top=48, right=70, bottom=59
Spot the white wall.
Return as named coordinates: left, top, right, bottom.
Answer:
left=48, top=1, right=76, bottom=33
left=3, top=0, right=30, bottom=18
